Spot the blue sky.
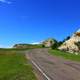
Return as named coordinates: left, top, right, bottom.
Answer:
left=0, top=0, right=80, bottom=47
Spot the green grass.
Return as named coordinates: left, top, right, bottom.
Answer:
left=0, top=49, right=37, bottom=80
left=49, top=49, right=80, bottom=61
left=0, top=48, right=29, bottom=51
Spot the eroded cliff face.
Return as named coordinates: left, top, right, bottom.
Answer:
left=58, top=29, right=80, bottom=54
left=42, top=38, right=57, bottom=47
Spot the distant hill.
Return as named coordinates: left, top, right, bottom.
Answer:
left=13, top=44, right=43, bottom=49
left=13, top=38, right=58, bottom=49
left=58, top=29, right=80, bottom=54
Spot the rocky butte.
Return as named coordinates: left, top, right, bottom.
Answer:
left=58, top=29, right=80, bottom=55
left=42, top=38, right=57, bottom=47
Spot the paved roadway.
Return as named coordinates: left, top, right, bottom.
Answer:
left=26, top=49, right=80, bottom=80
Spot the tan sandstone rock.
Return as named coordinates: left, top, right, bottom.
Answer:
left=42, top=38, right=57, bottom=47
left=58, top=29, right=80, bottom=54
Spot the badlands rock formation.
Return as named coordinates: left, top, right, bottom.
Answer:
left=42, top=38, right=57, bottom=47
left=59, top=29, right=80, bottom=54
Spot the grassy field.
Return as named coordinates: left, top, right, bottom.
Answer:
left=0, top=49, right=37, bottom=80
left=49, top=49, right=80, bottom=61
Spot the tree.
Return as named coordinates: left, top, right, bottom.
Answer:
left=58, top=41, right=63, bottom=46
left=62, top=36, right=70, bottom=42
left=42, top=44, right=45, bottom=48
left=66, top=36, right=70, bottom=40
left=51, top=42, right=58, bottom=49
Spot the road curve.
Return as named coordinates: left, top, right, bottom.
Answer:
left=26, top=49, right=80, bottom=80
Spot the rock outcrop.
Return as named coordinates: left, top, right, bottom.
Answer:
left=58, top=29, right=80, bottom=54
left=42, top=38, right=57, bottom=47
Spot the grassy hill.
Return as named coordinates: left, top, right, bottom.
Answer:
left=13, top=44, right=43, bottom=49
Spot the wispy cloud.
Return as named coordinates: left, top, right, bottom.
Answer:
left=0, top=44, right=12, bottom=48
left=0, top=0, right=11, bottom=4
left=31, top=42, right=40, bottom=45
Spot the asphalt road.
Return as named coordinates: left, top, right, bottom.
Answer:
left=26, top=49, right=80, bottom=80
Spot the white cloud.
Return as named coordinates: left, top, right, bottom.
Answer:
left=0, top=45, right=12, bottom=48
left=31, top=42, right=40, bottom=45
left=0, top=0, right=11, bottom=4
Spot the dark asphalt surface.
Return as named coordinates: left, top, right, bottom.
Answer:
left=26, top=49, right=80, bottom=80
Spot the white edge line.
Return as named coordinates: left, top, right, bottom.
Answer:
left=31, top=60, right=51, bottom=80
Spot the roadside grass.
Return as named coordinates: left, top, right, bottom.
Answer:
left=49, top=49, right=80, bottom=61
left=0, top=48, right=29, bottom=51
left=0, top=49, right=37, bottom=80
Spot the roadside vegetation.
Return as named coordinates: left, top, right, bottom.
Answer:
left=49, top=49, right=80, bottom=61
left=50, top=36, right=71, bottom=49
left=0, top=49, right=37, bottom=80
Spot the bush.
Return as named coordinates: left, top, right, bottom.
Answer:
left=51, top=42, right=58, bottom=49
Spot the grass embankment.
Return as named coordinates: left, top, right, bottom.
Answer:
left=0, top=49, right=37, bottom=80
left=49, top=49, right=80, bottom=61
